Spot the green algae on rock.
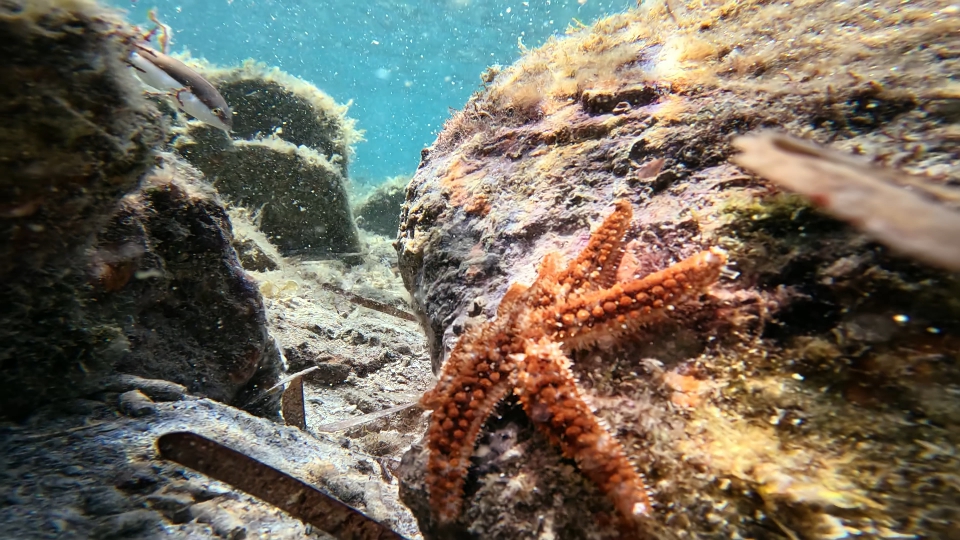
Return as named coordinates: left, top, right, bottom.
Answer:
left=173, top=61, right=363, bottom=259
left=395, top=0, right=960, bottom=538
left=206, top=60, right=362, bottom=174
left=0, top=3, right=427, bottom=539
left=178, top=134, right=360, bottom=258
left=0, top=0, right=285, bottom=421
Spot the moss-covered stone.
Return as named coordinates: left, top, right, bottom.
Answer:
left=234, top=237, right=280, bottom=272
left=0, top=0, right=284, bottom=420
left=177, top=134, right=360, bottom=258
left=354, top=176, right=409, bottom=237
left=173, top=63, right=363, bottom=259
left=207, top=62, right=359, bottom=175
left=91, top=156, right=284, bottom=416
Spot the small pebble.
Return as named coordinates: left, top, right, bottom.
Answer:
left=190, top=500, right=248, bottom=540
left=115, top=374, right=186, bottom=402
left=119, top=390, right=156, bottom=417
left=94, top=509, right=162, bottom=539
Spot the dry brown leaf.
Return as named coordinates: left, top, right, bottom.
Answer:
left=731, top=132, right=960, bottom=271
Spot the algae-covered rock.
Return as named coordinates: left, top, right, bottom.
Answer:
left=233, top=237, right=281, bottom=272
left=0, top=0, right=283, bottom=419
left=0, top=0, right=164, bottom=418
left=354, top=175, right=409, bottom=237
left=175, top=62, right=363, bottom=259
left=179, top=134, right=359, bottom=258
left=205, top=60, right=359, bottom=175
left=396, top=1, right=960, bottom=538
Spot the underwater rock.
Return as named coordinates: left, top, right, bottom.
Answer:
left=179, top=135, right=360, bottom=259
left=225, top=206, right=285, bottom=272
left=233, top=238, right=280, bottom=272
left=0, top=4, right=422, bottom=539
left=174, top=62, right=363, bottom=259
left=118, top=389, right=157, bottom=417
left=205, top=61, right=359, bottom=174
left=354, top=176, right=410, bottom=237
left=0, top=0, right=164, bottom=419
left=233, top=236, right=281, bottom=272
left=396, top=1, right=960, bottom=538
left=91, top=155, right=284, bottom=416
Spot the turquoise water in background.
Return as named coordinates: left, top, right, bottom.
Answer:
left=107, top=0, right=633, bottom=186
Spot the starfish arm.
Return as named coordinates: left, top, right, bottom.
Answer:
left=555, top=199, right=633, bottom=294
left=519, top=251, right=568, bottom=312
left=517, top=338, right=653, bottom=519
left=553, top=247, right=727, bottom=350
left=421, top=325, right=520, bottom=523
left=496, top=282, right=529, bottom=317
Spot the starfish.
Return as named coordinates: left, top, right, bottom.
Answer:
left=421, top=199, right=727, bottom=525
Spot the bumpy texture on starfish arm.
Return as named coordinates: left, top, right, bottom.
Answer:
left=420, top=317, right=527, bottom=521
left=550, top=247, right=727, bottom=351
left=554, top=198, right=633, bottom=293
left=419, top=199, right=728, bottom=526
left=517, top=338, right=653, bottom=518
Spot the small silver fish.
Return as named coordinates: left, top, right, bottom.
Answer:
left=128, top=44, right=233, bottom=133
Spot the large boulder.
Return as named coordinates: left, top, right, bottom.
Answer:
left=0, top=0, right=282, bottom=420
left=354, top=175, right=409, bottom=237
left=0, top=4, right=411, bottom=540
left=175, top=62, right=363, bottom=259
left=395, top=1, right=960, bottom=538
left=91, top=156, right=284, bottom=416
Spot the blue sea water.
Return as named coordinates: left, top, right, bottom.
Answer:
left=107, top=0, right=633, bottom=187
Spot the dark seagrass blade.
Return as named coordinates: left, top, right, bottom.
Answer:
left=282, top=375, right=306, bottom=430
left=157, top=432, right=407, bottom=540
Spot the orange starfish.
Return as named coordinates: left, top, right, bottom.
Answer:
left=421, top=199, right=727, bottom=525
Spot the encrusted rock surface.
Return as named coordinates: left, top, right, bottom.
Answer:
left=354, top=176, right=409, bottom=237
left=0, top=0, right=164, bottom=419
left=395, top=1, right=960, bottom=538
left=0, top=3, right=430, bottom=540
left=207, top=60, right=358, bottom=174
left=0, top=0, right=282, bottom=418
left=6, top=0, right=960, bottom=539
